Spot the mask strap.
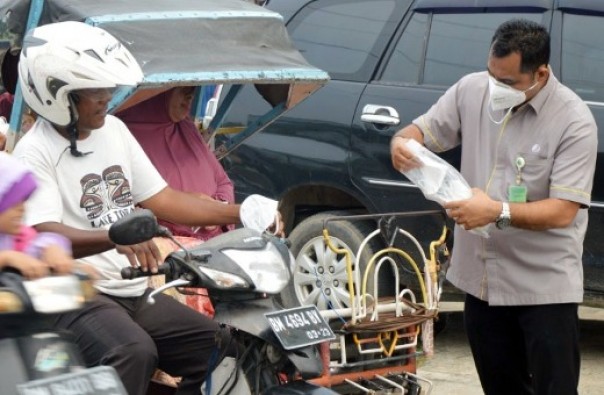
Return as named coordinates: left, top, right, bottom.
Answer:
left=488, top=106, right=513, bottom=125
left=524, top=79, right=539, bottom=94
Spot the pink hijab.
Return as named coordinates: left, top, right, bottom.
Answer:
left=116, top=88, right=234, bottom=240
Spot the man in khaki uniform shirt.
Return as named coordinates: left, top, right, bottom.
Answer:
left=390, top=19, right=597, bottom=395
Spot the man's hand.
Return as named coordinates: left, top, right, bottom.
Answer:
left=115, top=239, right=162, bottom=273
left=390, top=136, right=422, bottom=172
left=390, top=124, right=425, bottom=172
left=443, top=188, right=501, bottom=230
left=268, top=211, right=285, bottom=238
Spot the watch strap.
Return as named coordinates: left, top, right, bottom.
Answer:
left=496, top=201, right=511, bottom=229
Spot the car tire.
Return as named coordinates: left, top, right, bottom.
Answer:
left=278, top=211, right=393, bottom=311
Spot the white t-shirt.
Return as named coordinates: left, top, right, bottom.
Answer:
left=13, top=116, right=167, bottom=296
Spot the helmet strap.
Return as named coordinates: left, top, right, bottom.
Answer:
left=68, top=123, right=92, bottom=157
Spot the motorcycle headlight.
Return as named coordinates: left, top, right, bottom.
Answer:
left=23, top=275, right=89, bottom=314
left=222, top=242, right=291, bottom=294
left=198, top=267, right=249, bottom=289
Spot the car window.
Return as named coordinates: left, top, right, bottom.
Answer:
left=381, top=12, right=544, bottom=86
left=381, top=12, right=428, bottom=84
left=561, top=13, right=604, bottom=102
left=287, top=0, right=398, bottom=82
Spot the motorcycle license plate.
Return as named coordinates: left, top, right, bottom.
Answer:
left=265, top=305, right=335, bottom=350
left=17, top=366, right=127, bottom=395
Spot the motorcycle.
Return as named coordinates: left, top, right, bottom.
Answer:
left=0, top=270, right=127, bottom=395
left=109, top=209, right=339, bottom=395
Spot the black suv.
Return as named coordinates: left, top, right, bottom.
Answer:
left=217, top=0, right=604, bottom=308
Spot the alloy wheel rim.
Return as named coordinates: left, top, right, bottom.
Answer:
left=293, top=236, right=356, bottom=311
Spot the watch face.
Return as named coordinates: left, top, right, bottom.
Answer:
left=496, top=217, right=511, bottom=229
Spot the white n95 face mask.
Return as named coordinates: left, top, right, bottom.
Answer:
left=488, top=75, right=538, bottom=111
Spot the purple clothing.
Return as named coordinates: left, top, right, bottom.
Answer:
left=0, top=152, right=71, bottom=256
left=0, top=225, right=72, bottom=258
left=0, top=151, right=37, bottom=213
left=116, top=89, right=235, bottom=240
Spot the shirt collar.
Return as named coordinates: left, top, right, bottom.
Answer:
left=525, top=66, right=557, bottom=115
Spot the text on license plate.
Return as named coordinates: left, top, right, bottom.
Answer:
left=265, top=305, right=335, bottom=350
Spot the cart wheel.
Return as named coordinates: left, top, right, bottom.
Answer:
left=278, top=211, right=393, bottom=311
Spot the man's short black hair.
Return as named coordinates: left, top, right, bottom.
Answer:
left=490, top=19, right=550, bottom=73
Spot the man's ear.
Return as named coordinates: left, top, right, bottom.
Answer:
left=537, top=64, right=549, bottom=82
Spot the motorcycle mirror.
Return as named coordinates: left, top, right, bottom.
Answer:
left=109, top=209, right=160, bottom=245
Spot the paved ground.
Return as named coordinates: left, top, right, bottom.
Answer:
left=416, top=303, right=604, bottom=395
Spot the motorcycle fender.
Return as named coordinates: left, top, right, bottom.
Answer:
left=214, top=298, right=281, bottom=342
left=214, top=299, right=324, bottom=378
left=264, top=381, right=339, bottom=395
left=284, top=344, right=324, bottom=380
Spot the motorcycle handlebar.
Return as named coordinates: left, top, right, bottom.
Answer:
left=120, top=263, right=170, bottom=280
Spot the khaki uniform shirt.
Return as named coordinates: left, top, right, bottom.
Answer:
left=413, top=71, right=597, bottom=305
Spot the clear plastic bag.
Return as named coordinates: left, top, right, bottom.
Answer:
left=401, top=140, right=490, bottom=238
left=240, top=194, right=280, bottom=234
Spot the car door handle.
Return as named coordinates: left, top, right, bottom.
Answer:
left=361, top=104, right=400, bottom=126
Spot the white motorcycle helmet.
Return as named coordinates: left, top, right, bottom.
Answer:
left=18, top=21, right=143, bottom=127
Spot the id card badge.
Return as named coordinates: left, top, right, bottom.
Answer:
left=508, top=184, right=527, bottom=203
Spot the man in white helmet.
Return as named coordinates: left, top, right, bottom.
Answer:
left=13, top=21, right=279, bottom=395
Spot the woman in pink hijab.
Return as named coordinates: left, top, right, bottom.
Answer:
left=117, top=86, right=235, bottom=241
left=117, top=87, right=234, bottom=319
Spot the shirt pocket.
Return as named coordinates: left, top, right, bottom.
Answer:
left=516, top=152, right=552, bottom=202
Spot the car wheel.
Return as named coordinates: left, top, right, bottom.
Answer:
left=278, top=211, right=392, bottom=311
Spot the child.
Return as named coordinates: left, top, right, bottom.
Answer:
left=0, top=152, right=74, bottom=278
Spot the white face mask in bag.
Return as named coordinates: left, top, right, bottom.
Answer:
left=488, top=76, right=538, bottom=124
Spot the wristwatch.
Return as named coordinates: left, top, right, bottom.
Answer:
left=495, top=202, right=511, bottom=230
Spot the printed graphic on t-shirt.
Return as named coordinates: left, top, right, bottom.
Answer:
left=79, top=165, right=135, bottom=228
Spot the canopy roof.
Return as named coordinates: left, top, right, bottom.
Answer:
left=0, top=0, right=328, bottom=153
left=1, top=0, right=328, bottom=107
